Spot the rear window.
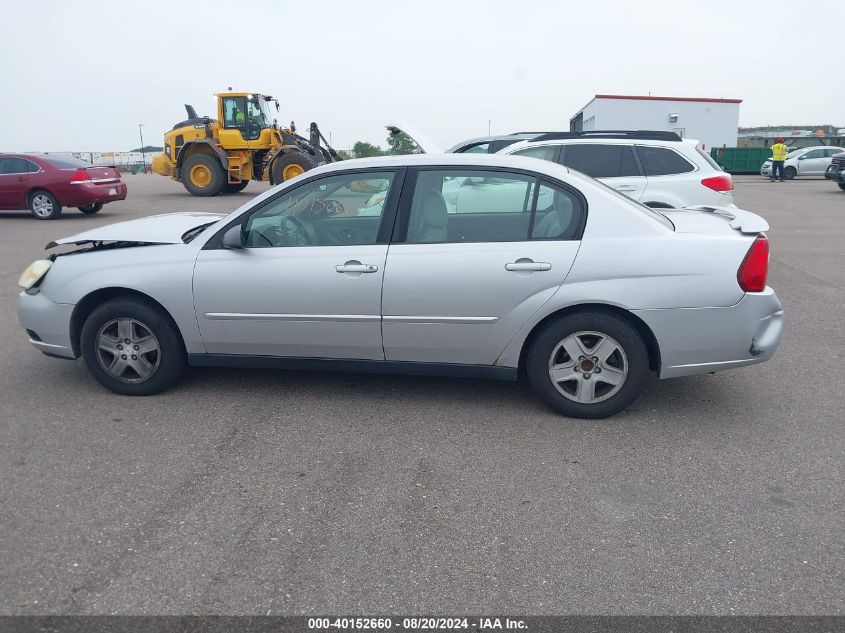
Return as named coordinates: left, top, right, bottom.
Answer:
left=695, top=146, right=723, bottom=171
left=565, top=169, right=674, bottom=230
left=511, top=145, right=558, bottom=162
left=561, top=144, right=640, bottom=178
left=41, top=155, right=91, bottom=169
left=636, top=146, right=695, bottom=176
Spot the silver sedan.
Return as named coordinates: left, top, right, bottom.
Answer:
left=17, top=154, right=783, bottom=418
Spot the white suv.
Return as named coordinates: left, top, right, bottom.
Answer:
left=500, top=131, right=734, bottom=208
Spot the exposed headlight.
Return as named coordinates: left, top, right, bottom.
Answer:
left=18, top=260, right=52, bottom=290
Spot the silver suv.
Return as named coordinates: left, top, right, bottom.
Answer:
left=501, top=130, right=734, bottom=209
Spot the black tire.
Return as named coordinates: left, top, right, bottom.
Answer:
left=181, top=153, right=226, bottom=196
left=784, top=166, right=797, bottom=180
left=80, top=297, right=187, bottom=396
left=28, top=190, right=61, bottom=220
left=78, top=202, right=104, bottom=214
left=223, top=181, right=249, bottom=193
left=526, top=311, right=649, bottom=419
left=271, top=151, right=318, bottom=185
left=838, top=184, right=845, bottom=192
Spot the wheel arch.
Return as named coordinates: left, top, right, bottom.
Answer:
left=516, top=302, right=661, bottom=375
left=175, top=140, right=227, bottom=176
left=70, top=287, right=185, bottom=357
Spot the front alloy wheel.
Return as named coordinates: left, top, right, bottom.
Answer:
left=96, top=318, right=161, bottom=383
left=80, top=297, right=186, bottom=395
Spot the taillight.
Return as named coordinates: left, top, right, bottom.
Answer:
left=114, top=168, right=122, bottom=178
left=737, top=234, right=769, bottom=292
left=701, top=175, right=733, bottom=192
left=69, top=168, right=90, bottom=184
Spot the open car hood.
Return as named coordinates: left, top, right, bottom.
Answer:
left=46, top=212, right=225, bottom=248
left=385, top=121, right=443, bottom=154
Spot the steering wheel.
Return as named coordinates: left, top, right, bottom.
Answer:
left=279, top=215, right=313, bottom=246
left=323, top=199, right=345, bottom=216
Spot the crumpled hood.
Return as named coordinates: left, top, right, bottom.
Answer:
left=46, top=212, right=225, bottom=248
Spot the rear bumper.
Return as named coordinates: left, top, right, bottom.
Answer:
left=62, top=181, right=127, bottom=207
left=633, top=288, right=784, bottom=379
left=17, top=291, right=76, bottom=359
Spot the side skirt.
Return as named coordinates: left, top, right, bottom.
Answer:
left=187, top=354, right=518, bottom=382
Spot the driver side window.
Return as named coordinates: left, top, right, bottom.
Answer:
left=243, top=171, right=395, bottom=248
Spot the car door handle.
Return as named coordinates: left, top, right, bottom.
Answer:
left=336, top=261, right=378, bottom=273
left=614, top=185, right=637, bottom=192
left=505, top=260, right=551, bottom=272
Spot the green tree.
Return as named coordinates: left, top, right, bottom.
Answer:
left=386, top=131, right=423, bottom=155
left=130, top=145, right=163, bottom=153
left=352, top=141, right=385, bottom=158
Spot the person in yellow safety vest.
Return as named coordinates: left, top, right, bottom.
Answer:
left=770, top=138, right=788, bottom=182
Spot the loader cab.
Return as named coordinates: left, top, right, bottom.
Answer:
left=217, top=93, right=278, bottom=148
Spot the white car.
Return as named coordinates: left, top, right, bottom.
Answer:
left=760, top=146, right=845, bottom=179
left=498, top=131, right=734, bottom=209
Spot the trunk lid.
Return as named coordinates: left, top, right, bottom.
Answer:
left=46, top=212, right=225, bottom=248
left=85, top=165, right=122, bottom=183
left=660, top=205, right=769, bottom=235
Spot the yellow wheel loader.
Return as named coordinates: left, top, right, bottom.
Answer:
left=151, top=91, right=340, bottom=196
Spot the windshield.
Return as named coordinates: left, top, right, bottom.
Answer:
left=248, top=95, right=273, bottom=129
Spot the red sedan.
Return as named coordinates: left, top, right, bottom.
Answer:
left=0, top=153, right=127, bottom=220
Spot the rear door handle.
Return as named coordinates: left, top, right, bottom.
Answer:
left=505, top=259, right=551, bottom=272
left=336, top=261, right=378, bottom=274
left=614, top=185, right=637, bottom=192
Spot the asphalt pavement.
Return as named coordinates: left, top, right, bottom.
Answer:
left=0, top=174, right=842, bottom=615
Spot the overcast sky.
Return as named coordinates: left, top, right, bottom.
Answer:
left=1, top=0, right=843, bottom=152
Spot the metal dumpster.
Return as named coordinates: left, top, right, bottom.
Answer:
left=710, top=147, right=771, bottom=174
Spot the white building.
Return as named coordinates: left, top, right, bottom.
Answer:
left=570, top=94, right=742, bottom=150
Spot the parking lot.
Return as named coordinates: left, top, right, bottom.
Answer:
left=0, top=175, right=842, bottom=615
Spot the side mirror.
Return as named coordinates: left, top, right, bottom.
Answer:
left=221, top=225, right=245, bottom=249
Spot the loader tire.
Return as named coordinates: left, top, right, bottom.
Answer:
left=182, top=154, right=226, bottom=197
left=271, top=152, right=318, bottom=185
left=223, top=181, right=249, bottom=193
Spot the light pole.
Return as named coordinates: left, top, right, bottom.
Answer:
left=488, top=120, right=492, bottom=136
left=138, top=124, right=146, bottom=174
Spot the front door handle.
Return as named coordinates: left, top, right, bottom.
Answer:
left=336, top=260, right=378, bottom=274
left=614, top=184, right=637, bottom=192
left=505, top=259, right=551, bottom=272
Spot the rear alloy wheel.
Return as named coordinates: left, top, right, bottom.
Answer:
left=182, top=153, right=226, bottom=196
left=29, top=190, right=61, bottom=220
left=78, top=202, right=104, bottom=214
left=81, top=298, right=186, bottom=395
left=527, top=312, right=649, bottom=419
left=784, top=166, right=797, bottom=180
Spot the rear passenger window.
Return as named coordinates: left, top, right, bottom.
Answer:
left=636, top=146, right=695, bottom=176
left=512, top=145, right=558, bottom=162
left=531, top=183, right=582, bottom=240
left=561, top=144, right=640, bottom=178
left=405, top=170, right=583, bottom=244
left=0, top=157, right=38, bottom=174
